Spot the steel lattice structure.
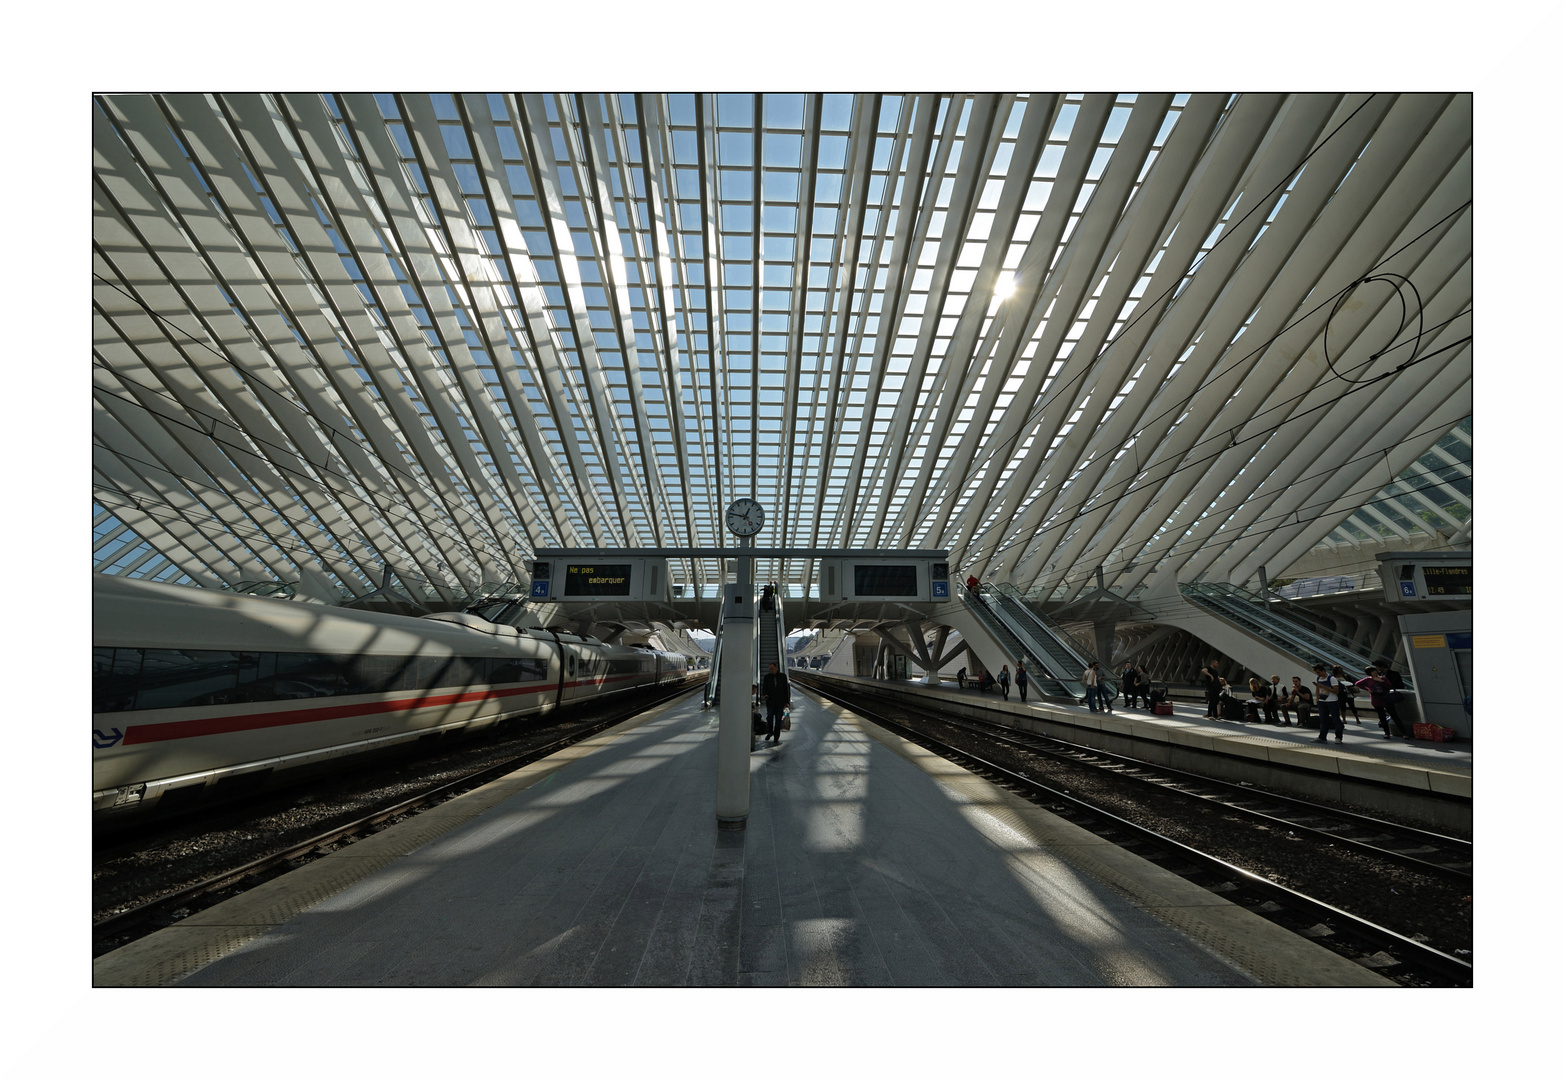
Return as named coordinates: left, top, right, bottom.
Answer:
left=92, top=92, right=1472, bottom=606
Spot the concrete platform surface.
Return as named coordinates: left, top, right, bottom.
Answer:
left=95, top=689, right=1391, bottom=987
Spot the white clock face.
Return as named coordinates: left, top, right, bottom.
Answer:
left=725, top=497, right=765, bottom=537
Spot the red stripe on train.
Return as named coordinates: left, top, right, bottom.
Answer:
left=119, top=672, right=656, bottom=745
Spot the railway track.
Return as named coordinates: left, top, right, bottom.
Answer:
left=93, top=684, right=699, bottom=957
left=913, top=705, right=1469, bottom=879
left=800, top=680, right=1472, bottom=988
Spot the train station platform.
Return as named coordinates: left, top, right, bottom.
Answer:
left=798, top=671, right=1471, bottom=830
left=94, top=687, right=1395, bottom=988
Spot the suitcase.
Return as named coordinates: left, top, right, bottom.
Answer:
left=1221, top=697, right=1246, bottom=722
left=1152, top=702, right=1174, bottom=716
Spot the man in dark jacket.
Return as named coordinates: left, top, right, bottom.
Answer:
left=761, top=662, right=790, bottom=745
left=1202, top=660, right=1222, bottom=718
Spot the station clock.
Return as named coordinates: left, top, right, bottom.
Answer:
left=725, top=497, right=765, bottom=537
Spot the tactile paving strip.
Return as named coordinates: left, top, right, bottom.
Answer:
left=93, top=699, right=683, bottom=987
left=823, top=699, right=1395, bottom=988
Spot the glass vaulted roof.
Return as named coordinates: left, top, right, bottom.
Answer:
left=92, top=92, right=1472, bottom=605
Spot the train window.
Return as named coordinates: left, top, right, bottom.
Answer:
left=491, top=656, right=547, bottom=683
left=415, top=655, right=453, bottom=691
left=93, top=647, right=143, bottom=713
left=444, top=656, right=480, bottom=687
left=340, top=654, right=403, bottom=696
left=234, top=652, right=278, bottom=701
left=272, top=652, right=345, bottom=698
left=135, top=650, right=243, bottom=710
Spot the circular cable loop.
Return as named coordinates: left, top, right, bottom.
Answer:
left=1324, top=274, right=1425, bottom=384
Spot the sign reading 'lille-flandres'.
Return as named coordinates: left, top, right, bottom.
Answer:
left=564, top=564, right=633, bottom=596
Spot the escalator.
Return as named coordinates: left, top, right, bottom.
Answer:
left=703, top=624, right=724, bottom=707
left=986, top=583, right=1096, bottom=698
left=703, top=585, right=787, bottom=708
left=956, top=587, right=1078, bottom=701
left=1180, top=583, right=1396, bottom=673
left=756, top=585, right=785, bottom=677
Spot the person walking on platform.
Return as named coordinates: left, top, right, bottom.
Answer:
left=1289, top=676, right=1315, bottom=729
left=956, top=665, right=967, bottom=690
left=1084, top=660, right=1104, bottom=712
left=1016, top=661, right=1029, bottom=702
left=998, top=664, right=1011, bottom=700
left=1121, top=662, right=1138, bottom=707
left=1313, top=663, right=1343, bottom=743
left=1200, top=660, right=1223, bottom=718
left=761, top=662, right=790, bottom=745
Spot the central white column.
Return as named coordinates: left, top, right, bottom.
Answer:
left=715, top=537, right=754, bottom=829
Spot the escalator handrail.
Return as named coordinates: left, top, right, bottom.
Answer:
left=959, top=589, right=1078, bottom=698
left=990, top=583, right=1095, bottom=673
left=1181, top=586, right=1380, bottom=670
left=980, top=594, right=1078, bottom=690
left=1197, top=586, right=1382, bottom=666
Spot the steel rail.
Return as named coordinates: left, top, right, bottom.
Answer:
left=898, top=702, right=1471, bottom=880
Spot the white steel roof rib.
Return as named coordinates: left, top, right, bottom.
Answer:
left=92, top=92, right=1472, bottom=603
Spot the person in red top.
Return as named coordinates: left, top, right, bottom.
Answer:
left=1357, top=666, right=1409, bottom=739
left=966, top=575, right=979, bottom=592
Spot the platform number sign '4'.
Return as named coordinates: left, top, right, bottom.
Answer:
left=531, top=580, right=550, bottom=598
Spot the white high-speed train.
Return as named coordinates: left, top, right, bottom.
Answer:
left=92, top=575, right=696, bottom=820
